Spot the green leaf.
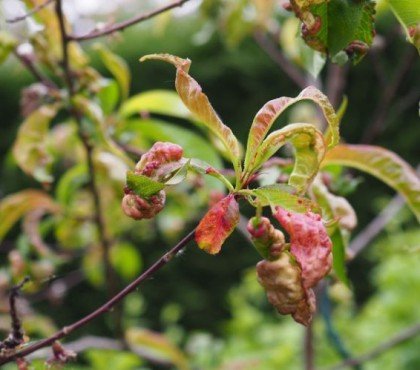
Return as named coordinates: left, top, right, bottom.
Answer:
left=125, top=328, right=189, bottom=370
left=0, top=190, right=59, bottom=242
left=140, top=54, right=242, bottom=173
left=248, top=123, right=326, bottom=193
left=120, top=90, right=191, bottom=119
left=97, top=78, right=119, bottom=115
left=110, top=242, right=142, bottom=281
left=165, top=159, right=190, bottom=185
left=330, top=227, right=349, bottom=286
left=244, top=85, right=339, bottom=174
left=55, top=164, right=89, bottom=206
left=95, top=44, right=130, bottom=101
left=322, top=144, right=420, bottom=222
left=0, top=31, right=17, bottom=64
left=12, top=104, right=60, bottom=183
left=126, top=171, right=165, bottom=198
left=252, top=185, right=320, bottom=213
left=292, top=0, right=375, bottom=62
left=386, top=0, right=420, bottom=51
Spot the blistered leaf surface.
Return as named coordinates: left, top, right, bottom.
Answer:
left=323, top=144, right=420, bottom=221
left=195, top=195, right=239, bottom=254
left=274, top=207, right=332, bottom=289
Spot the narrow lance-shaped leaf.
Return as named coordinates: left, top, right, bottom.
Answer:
left=12, top=104, right=60, bottom=183
left=0, top=190, right=59, bottom=242
left=244, top=85, right=339, bottom=173
left=140, top=54, right=242, bottom=172
left=126, top=171, right=165, bottom=198
left=95, top=43, right=131, bottom=101
left=322, top=144, right=420, bottom=222
left=250, top=123, right=326, bottom=193
left=195, top=194, right=239, bottom=254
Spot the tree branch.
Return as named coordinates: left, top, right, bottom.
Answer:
left=324, top=322, right=420, bottom=370
left=253, top=31, right=307, bottom=90
left=68, top=0, right=191, bottom=41
left=6, top=0, right=55, bottom=23
left=304, top=322, right=315, bottom=370
left=0, top=228, right=196, bottom=365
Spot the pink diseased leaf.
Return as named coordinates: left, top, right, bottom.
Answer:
left=322, top=144, right=420, bottom=222
left=140, top=54, right=241, bottom=172
left=244, top=86, right=339, bottom=173
left=195, top=194, right=239, bottom=254
left=274, top=207, right=332, bottom=289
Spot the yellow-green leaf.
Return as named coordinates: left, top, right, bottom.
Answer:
left=244, top=86, right=339, bottom=173
left=0, top=190, right=59, bottom=242
left=126, top=328, right=189, bottom=370
left=95, top=44, right=130, bottom=101
left=322, top=144, right=420, bottom=221
left=12, top=104, right=60, bottom=183
left=248, top=123, right=326, bottom=193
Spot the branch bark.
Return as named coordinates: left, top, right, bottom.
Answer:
left=68, top=0, right=191, bottom=41
left=0, top=229, right=196, bottom=365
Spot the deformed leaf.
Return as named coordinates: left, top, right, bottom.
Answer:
left=126, top=171, right=165, bottom=198
left=140, top=54, right=241, bottom=172
left=195, top=194, right=239, bottom=254
left=249, top=123, right=326, bottom=193
left=0, top=190, right=59, bottom=242
left=126, top=328, right=189, bottom=370
left=274, top=207, right=332, bottom=289
left=322, top=144, right=420, bottom=221
left=12, top=104, right=60, bottom=183
left=95, top=44, right=130, bottom=101
left=253, top=185, right=319, bottom=213
left=244, top=85, right=339, bottom=174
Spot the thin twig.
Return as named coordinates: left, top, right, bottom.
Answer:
left=361, top=48, right=416, bottom=143
left=0, top=277, right=30, bottom=351
left=6, top=0, right=55, bottom=23
left=68, top=0, right=191, bottom=41
left=253, top=31, right=307, bottom=90
left=326, top=63, right=349, bottom=110
left=304, top=322, right=315, bottom=370
left=0, top=229, right=196, bottom=365
left=55, top=0, right=118, bottom=304
left=324, top=323, right=420, bottom=370
left=13, top=50, right=57, bottom=89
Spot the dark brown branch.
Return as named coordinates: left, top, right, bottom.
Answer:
left=0, top=229, right=196, bottom=365
left=13, top=50, right=57, bottom=89
left=6, top=0, right=55, bottom=23
left=253, top=31, right=307, bottom=90
left=304, top=322, right=315, bottom=370
left=0, top=277, right=30, bottom=351
left=68, top=0, right=191, bottom=41
left=324, top=322, right=420, bottom=369
left=361, top=48, right=417, bottom=143
left=55, top=0, right=118, bottom=304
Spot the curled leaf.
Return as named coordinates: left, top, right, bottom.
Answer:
left=322, top=144, right=420, bottom=222
left=251, top=123, right=326, bottom=192
left=245, top=85, right=339, bottom=173
left=12, top=104, right=60, bottom=183
left=256, top=252, right=315, bottom=325
left=195, top=194, right=239, bottom=254
left=140, top=54, right=241, bottom=172
left=274, top=207, right=332, bottom=289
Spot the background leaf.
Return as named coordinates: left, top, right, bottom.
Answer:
left=322, top=144, right=420, bottom=221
